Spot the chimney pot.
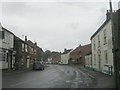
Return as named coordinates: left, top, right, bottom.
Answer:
left=106, top=10, right=111, bottom=20
left=25, top=36, right=27, bottom=41
left=35, top=42, right=37, bottom=45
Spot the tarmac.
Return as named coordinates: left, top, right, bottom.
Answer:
left=1, top=65, right=116, bottom=88
left=77, top=66, right=116, bottom=88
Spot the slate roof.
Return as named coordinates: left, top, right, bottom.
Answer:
left=62, top=49, right=72, bottom=54
left=2, top=27, right=14, bottom=35
left=90, top=18, right=111, bottom=40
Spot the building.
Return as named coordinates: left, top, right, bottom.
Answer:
left=51, top=53, right=61, bottom=64
left=14, top=36, right=43, bottom=70
left=85, top=52, right=92, bottom=68
left=14, top=36, right=32, bottom=70
left=46, top=57, right=52, bottom=64
left=60, top=49, right=72, bottom=64
left=26, top=39, right=43, bottom=62
left=70, top=44, right=91, bottom=66
left=90, top=10, right=114, bottom=75
left=0, top=25, right=15, bottom=69
left=112, top=8, right=120, bottom=88
left=0, top=23, right=1, bottom=90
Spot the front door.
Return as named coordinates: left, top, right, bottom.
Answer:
left=98, top=55, right=101, bottom=71
left=27, top=59, right=30, bottom=68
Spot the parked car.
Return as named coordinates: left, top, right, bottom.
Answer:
left=33, top=62, right=44, bottom=70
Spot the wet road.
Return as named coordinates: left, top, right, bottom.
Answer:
left=2, top=65, right=94, bottom=88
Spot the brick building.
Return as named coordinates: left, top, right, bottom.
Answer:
left=26, top=39, right=43, bottom=62
left=14, top=36, right=43, bottom=70
left=70, top=44, right=91, bottom=66
left=51, top=53, right=61, bottom=64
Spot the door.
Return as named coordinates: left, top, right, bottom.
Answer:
left=98, top=55, right=101, bottom=71
left=27, top=59, right=30, bottom=68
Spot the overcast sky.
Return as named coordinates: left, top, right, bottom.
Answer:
left=1, top=0, right=119, bottom=52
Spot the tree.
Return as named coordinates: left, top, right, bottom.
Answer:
left=42, top=50, right=52, bottom=61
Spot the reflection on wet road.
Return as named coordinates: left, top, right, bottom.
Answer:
left=2, top=65, right=94, bottom=88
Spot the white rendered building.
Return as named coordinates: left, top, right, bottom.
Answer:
left=0, top=24, right=14, bottom=69
left=90, top=11, right=114, bottom=75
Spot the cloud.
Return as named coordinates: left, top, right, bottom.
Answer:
left=1, top=1, right=118, bottom=52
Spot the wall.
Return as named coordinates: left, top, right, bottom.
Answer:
left=70, top=44, right=91, bottom=65
left=0, top=27, right=14, bottom=69
left=2, top=30, right=14, bottom=49
left=0, top=23, right=2, bottom=48
left=0, top=23, right=2, bottom=69
left=85, top=54, right=92, bottom=68
left=61, top=53, right=69, bottom=64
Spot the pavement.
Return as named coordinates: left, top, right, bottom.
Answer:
left=74, top=65, right=116, bottom=88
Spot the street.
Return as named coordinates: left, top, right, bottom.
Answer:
left=2, top=65, right=95, bottom=88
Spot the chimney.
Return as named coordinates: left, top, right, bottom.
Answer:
left=25, top=36, right=27, bottom=41
left=35, top=42, right=37, bottom=45
left=79, top=44, right=81, bottom=47
left=106, top=10, right=111, bottom=20
left=64, top=48, right=67, bottom=52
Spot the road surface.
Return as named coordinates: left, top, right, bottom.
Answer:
left=2, top=65, right=95, bottom=88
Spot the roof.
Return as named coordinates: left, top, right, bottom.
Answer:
left=90, top=18, right=111, bottom=40
left=2, top=27, right=14, bottom=35
left=14, top=35, right=28, bottom=45
left=27, top=40, right=43, bottom=52
left=71, top=44, right=91, bottom=53
left=62, top=49, right=72, bottom=54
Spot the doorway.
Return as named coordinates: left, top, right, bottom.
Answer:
left=98, top=55, right=101, bottom=71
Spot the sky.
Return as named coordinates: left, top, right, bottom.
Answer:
left=1, top=0, right=119, bottom=52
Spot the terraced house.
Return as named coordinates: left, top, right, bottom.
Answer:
left=90, top=10, right=114, bottom=75
left=69, top=44, right=91, bottom=66
left=0, top=23, right=15, bottom=70
left=14, top=36, right=43, bottom=70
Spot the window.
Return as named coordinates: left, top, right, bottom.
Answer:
left=0, top=31, right=5, bottom=39
left=29, top=46, right=31, bottom=54
left=0, top=49, right=5, bottom=61
left=25, top=44, right=28, bottom=52
left=31, top=48, right=33, bottom=53
left=2, top=31, right=5, bottom=39
left=22, top=43, right=24, bottom=52
left=104, top=50, right=108, bottom=64
left=98, top=35, right=100, bottom=47
left=93, top=39, right=96, bottom=50
left=103, top=29, right=107, bottom=44
left=94, top=54, right=96, bottom=65
left=34, top=49, right=36, bottom=54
